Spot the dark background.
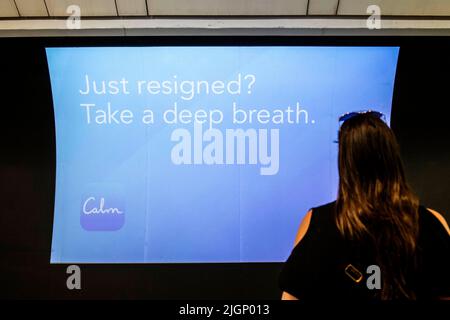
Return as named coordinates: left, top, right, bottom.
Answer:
left=0, top=37, right=449, bottom=299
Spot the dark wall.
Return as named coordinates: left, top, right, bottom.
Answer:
left=0, top=37, right=449, bottom=299
left=392, top=40, right=450, bottom=216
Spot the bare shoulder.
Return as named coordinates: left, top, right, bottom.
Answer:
left=293, top=210, right=313, bottom=247
left=426, top=208, right=450, bottom=235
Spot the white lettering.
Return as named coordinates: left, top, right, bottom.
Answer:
left=82, top=197, right=123, bottom=215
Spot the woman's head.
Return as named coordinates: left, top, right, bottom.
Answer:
left=338, top=113, right=408, bottom=207
left=335, top=112, right=419, bottom=299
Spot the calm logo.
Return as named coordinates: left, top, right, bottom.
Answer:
left=80, top=188, right=125, bottom=231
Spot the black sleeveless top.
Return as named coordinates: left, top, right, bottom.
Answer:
left=278, top=201, right=450, bottom=300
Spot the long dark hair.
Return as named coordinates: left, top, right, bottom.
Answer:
left=336, top=113, right=419, bottom=300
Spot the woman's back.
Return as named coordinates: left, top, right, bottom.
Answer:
left=279, top=201, right=450, bottom=300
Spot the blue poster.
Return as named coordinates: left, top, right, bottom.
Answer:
left=46, top=46, right=399, bottom=263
